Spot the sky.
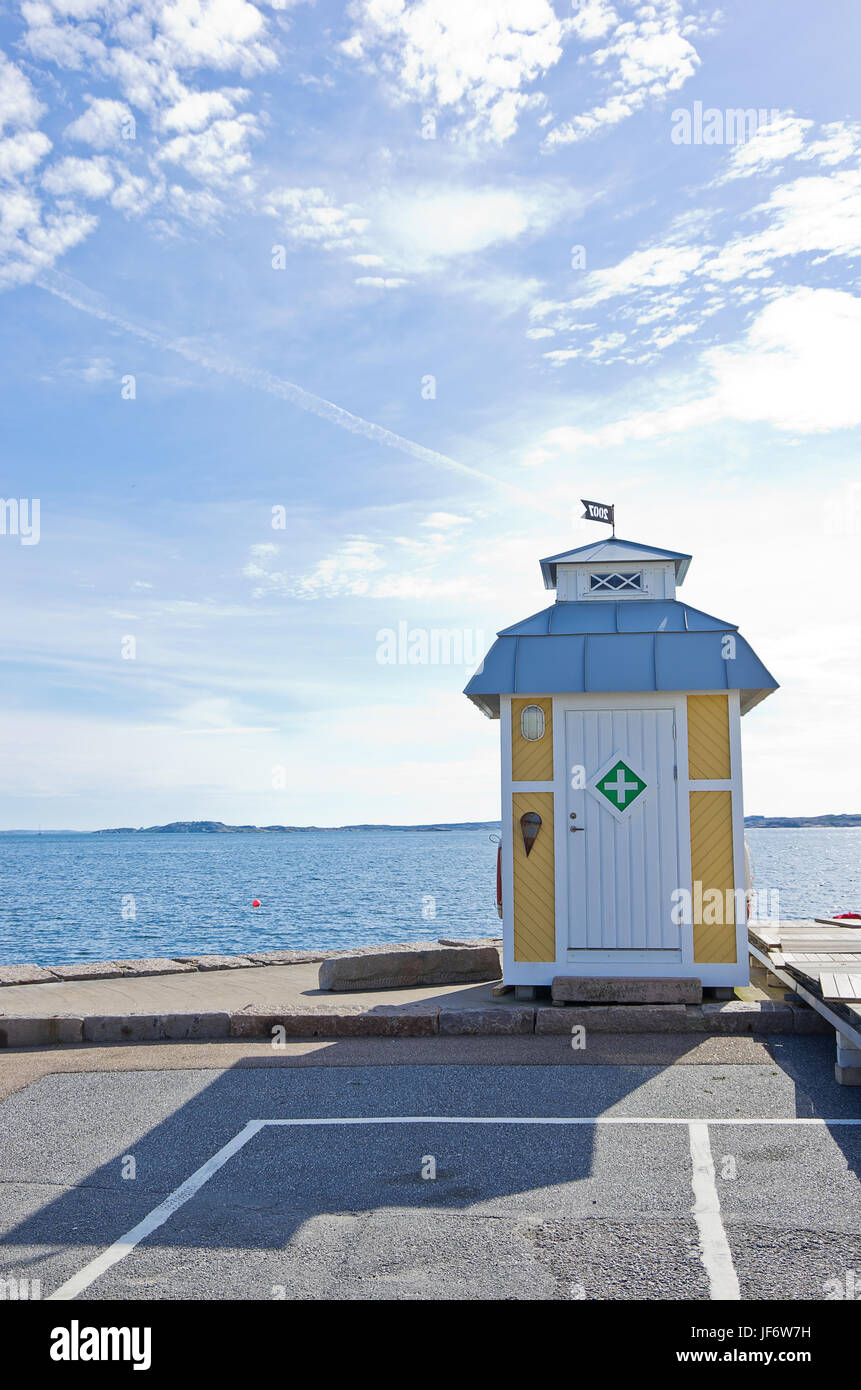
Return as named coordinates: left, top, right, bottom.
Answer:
left=1, top=0, right=860, bottom=829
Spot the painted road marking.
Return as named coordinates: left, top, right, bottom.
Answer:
left=688, top=1121, right=740, bottom=1301
left=47, top=1120, right=265, bottom=1302
left=47, top=1115, right=861, bottom=1300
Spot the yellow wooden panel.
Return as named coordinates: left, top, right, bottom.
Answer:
left=690, top=789, right=737, bottom=963
left=512, top=792, right=555, bottom=962
left=687, top=694, right=731, bottom=781
left=511, top=697, right=554, bottom=782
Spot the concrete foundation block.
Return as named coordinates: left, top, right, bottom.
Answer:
left=438, top=1006, right=534, bottom=1036
left=318, top=942, right=501, bottom=992
left=0, top=1016, right=83, bottom=1047
left=835, top=1064, right=861, bottom=1086
left=551, top=976, right=702, bottom=1005
left=82, top=1012, right=230, bottom=1042
left=701, top=1000, right=793, bottom=1034
left=836, top=1035, right=861, bottom=1067
left=786, top=999, right=832, bottom=1034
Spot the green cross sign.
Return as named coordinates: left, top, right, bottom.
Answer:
left=595, top=759, right=646, bottom=811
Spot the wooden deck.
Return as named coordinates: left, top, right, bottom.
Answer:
left=748, top=918, right=861, bottom=1049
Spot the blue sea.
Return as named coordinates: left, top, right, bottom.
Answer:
left=0, top=827, right=859, bottom=968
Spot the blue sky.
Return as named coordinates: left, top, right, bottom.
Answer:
left=1, top=0, right=860, bottom=829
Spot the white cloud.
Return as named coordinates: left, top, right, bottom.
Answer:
left=354, top=275, right=407, bottom=287
left=718, top=113, right=813, bottom=181
left=535, top=287, right=861, bottom=454
left=65, top=96, right=136, bottom=148
left=264, top=185, right=369, bottom=250
left=0, top=189, right=95, bottom=289
left=340, top=0, right=567, bottom=143
left=0, top=130, right=52, bottom=179
left=245, top=536, right=387, bottom=598
left=157, top=112, right=261, bottom=181
left=704, top=169, right=861, bottom=281
left=420, top=512, right=471, bottom=530
left=111, top=168, right=164, bottom=216
left=373, top=182, right=577, bottom=271
left=0, top=51, right=46, bottom=131
left=570, top=0, right=618, bottom=42
left=159, top=85, right=250, bottom=132
left=545, top=0, right=705, bottom=146
left=42, top=154, right=115, bottom=199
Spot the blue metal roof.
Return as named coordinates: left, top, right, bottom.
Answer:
left=498, top=600, right=734, bottom=636
left=539, top=536, right=692, bottom=589
left=464, top=599, right=778, bottom=717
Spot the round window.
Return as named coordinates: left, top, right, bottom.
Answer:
left=520, top=704, right=545, bottom=741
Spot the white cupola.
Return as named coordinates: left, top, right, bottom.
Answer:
left=539, top=537, right=692, bottom=603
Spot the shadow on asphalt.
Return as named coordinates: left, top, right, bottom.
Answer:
left=0, top=1033, right=859, bottom=1278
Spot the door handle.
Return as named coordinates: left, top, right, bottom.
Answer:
left=569, top=825, right=584, bottom=832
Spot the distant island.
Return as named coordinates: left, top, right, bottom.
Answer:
left=92, top=819, right=502, bottom=834
left=91, top=814, right=861, bottom=833
left=743, top=814, right=861, bottom=828
left=2, top=815, right=860, bottom=835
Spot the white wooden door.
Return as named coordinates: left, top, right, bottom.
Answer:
left=565, top=708, right=681, bottom=952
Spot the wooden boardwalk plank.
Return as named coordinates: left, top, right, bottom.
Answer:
left=819, top=972, right=861, bottom=1001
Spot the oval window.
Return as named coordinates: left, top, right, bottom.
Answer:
left=520, top=704, right=545, bottom=741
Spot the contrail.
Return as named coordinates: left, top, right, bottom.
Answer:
left=37, top=270, right=548, bottom=512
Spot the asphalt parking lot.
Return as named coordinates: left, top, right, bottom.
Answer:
left=1, top=1037, right=860, bottom=1301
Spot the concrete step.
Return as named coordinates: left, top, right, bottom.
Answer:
left=551, top=975, right=702, bottom=1005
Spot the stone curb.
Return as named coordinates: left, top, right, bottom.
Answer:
left=230, top=1004, right=439, bottom=1039
left=0, top=940, right=502, bottom=989
left=536, top=1004, right=699, bottom=1034
left=439, top=1006, right=534, bottom=1036
left=0, top=1016, right=85, bottom=1047
left=0, top=998, right=837, bottom=1048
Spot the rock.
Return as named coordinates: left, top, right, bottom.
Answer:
left=229, top=1004, right=439, bottom=1038
left=551, top=976, right=702, bottom=1005
left=172, top=955, right=260, bottom=970
left=438, top=1006, right=533, bottom=1035
left=48, top=962, right=128, bottom=981
left=0, top=1016, right=83, bottom=1047
left=318, top=941, right=501, bottom=992
left=437, top=937, right=502, bottom=947
left=245, top=949, right=350, bottom=965
left=0, top=964, right=60, bottom=986
left=82, top=1013, right=231, bottom=1042
left=111, top=958, right=195, bottom=976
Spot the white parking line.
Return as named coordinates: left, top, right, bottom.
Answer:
left=47, top=1120, right=265, bottom=1301
left=47, top=1115, right=861, bottom=1300
left=688, top=1121, right=740, bottom=1300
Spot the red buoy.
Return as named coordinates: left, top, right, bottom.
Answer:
left=252, top=899, right=261, bottom=908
